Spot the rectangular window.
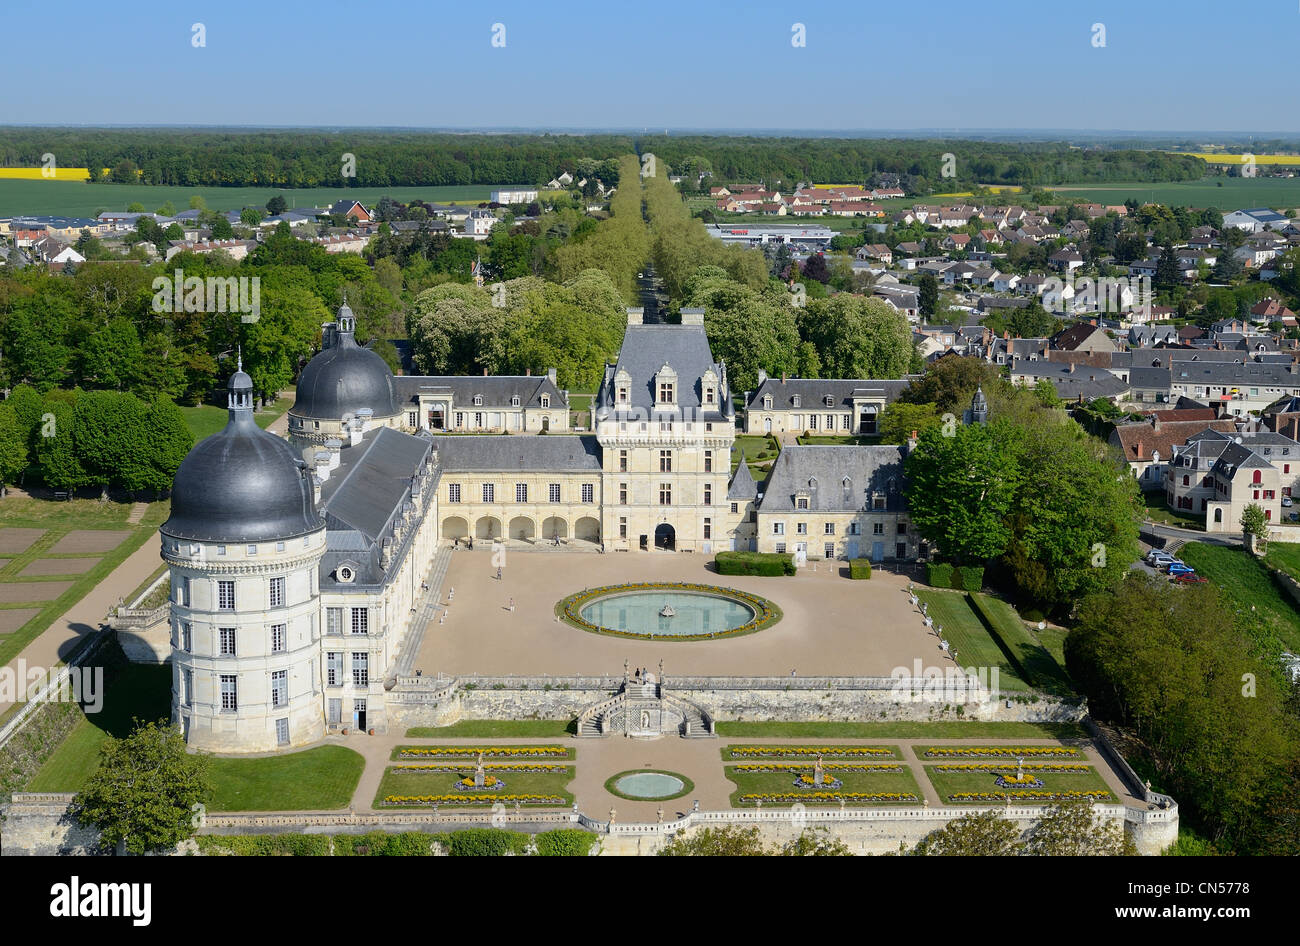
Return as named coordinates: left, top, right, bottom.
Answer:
left=327, top=652, right=343, bottom=687
left=660, top=421, right=671, bottom=433
left=659, top=382, right=674, bottom=402
left=219, top=627, right=236, bottom=656
left=659, top=483, right=672, bottom=505
left=619, top=483, right=628, bottom=504
left=796, top=522, right=807, bottom=535
left=474, top=412, right=484, bottom=428
left=271, top=670, right=288, bottom=709
left=704, top=484, right=712, bottom=505
left=773, top=522, right=785, bottom=535
left=353, top=653, right=369, bottom=687
left=220, top=675, right=237, bottom=712
left=217, top=545, right=226, bottom=556
left=276, top=541, right=285, bottom=553
left=731, top=502, right=739, bottom=514
left=455, top=412, right=463, bottom=427
left=327, top=608, right=343, bottom=636
left=796, top=497, right=809, bottom=509
left=182, top=668, right=193, bottom=708
left=825, top=542, right=836, bottom=559
left=659, top=450, right=673, bottom=472
left=515, top=483, right=528, bottom=503
left=619, top=517, right=628, bottom=539
left=269, top=576, right=285, bottom=608
left=217, top=580, right=235, bottom=611
left=276, top=717, right=290, bottom=746
left=181, top=622, right=192, bottom=652
left=873, top=523, right=885, bottom=535
left=873, top=496, right=886, bottom=510
left=704, top=451, right=713, bottom=472
left=482, top=483, right=495, bottom=503
left=704, top=518, right=712, bottom=540
left=448, top=483, right=461, bottom=503
left=178, top=576, right=191, bottom=607
left=824, top=522, right=835, bottom=535
left=351, top=608, right=369, bottom=635
left=619, top=450, right=628, bottom=473
left=582, top=483, right=594, bottom=503
left=775, top=542, right=787, bottom=554
left=328, top=699, right=342, bottom=725
left=897, top=522, right=907, bottom=535
left=247, top=544, right=257, bottom=556
left=271, top=623, right=287, bottom=654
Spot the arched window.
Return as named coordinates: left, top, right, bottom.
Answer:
left=1253, top=470, right=1262, bottom=484
left=1183, top=475, right=1189, bottom=486
left=1214, top=508, right=1223, bottom=523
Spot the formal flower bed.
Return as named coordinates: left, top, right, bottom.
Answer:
left=794, top=773, right=844, bottom=790
left=728, top=746, right=897, bottom=759
left=994, top=773, right=1044, bottom=788
left=738, top=792, right=918, bottom=805
left=456, top=775, right=504, bottom=791
left=922, top=746, right=1083, bottom=759
left=396, top=746, right=570, bottom=760
left=947, top=790, right=1112, bottom=803
left=557, top=582, right=781, bottom=641
left=734, top=763, right=903, bottom=773
left=381, top=793, right=567, bottom=807
left=933, top=763, right=1092, bottom=773
left=392, top=763, right=570, bottom=774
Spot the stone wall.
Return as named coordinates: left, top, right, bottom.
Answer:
left=0, top=794, right=100, bottom=856
left=385, top=674, right=1086, bottom=730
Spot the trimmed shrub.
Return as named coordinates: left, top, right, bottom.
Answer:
left=955, top=566, right=984, bottom=592
left=534, top=828, right=598, bottom=856
left=849, top=558, right=872, bottom=580
left=436, top=828, right=531, bottom=857
left=716, top=551, right=795, bottom=577
left=196, top=833, right=332, bottom=856
left=926, top=562, right=954, bottom=588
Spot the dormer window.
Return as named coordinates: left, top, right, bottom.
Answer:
left=763, top=395, right=773, bottom=409
left=473, top=394, right=483, bottom=406
left=705, top=387, right=715, bottom=405
left=540, top=394, right=550, bottom=408
left=618, top=386, right=629, bottom=404
left=792, top=395, right=801, bottom=408
left=658, top=382, right=674, bottom=403
left=824, top=395, right=834, bottom=407
left=511, top=395, right=520, bottom=407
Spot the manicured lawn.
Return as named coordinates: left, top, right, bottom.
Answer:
left=374, top=766, right=574, bottom=809
left=406, top=719, right=576, bottom=738
left=182, top=396, right=291, bottom=443
left=923, top=766, right=1114, bottom=803
left=970, top=593, right=1073, bottom=695
left=725, top=765, right=923, bottom=807
left=1139, top=491, right=1202, bottom=529
left=713, top=721, right=1088, bottom=739
left=207, top=745, right=365, bottom=811
left=732, top=434, right=779, bottom=469
left=1179, top=542, right=1300, bottom=652
left=1265, top=542, right=1300, bottom=583
left=0, top=498, right=170, bottom=667
left=796, top=435, right=879, bottom=446
left=914, top=590, right=1031, bottom=691
left=28, top=664, right=172, bottom=793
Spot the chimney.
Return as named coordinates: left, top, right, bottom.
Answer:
left=547, top=367, right=557, bottom=384
left=1137, top=439, right=1144, bottom=458
left=680, top=307, right=706, bottom=326
left=1068, top=362, right=1076, bottom=373
left=781, top=373, right=787, bottom=383
left=483, top=367, right=488, bottom=376
left=526, top=368, right=531, bottom=376
left=626, top=306, right=644, bottom=326
left=757, top=368, right=768, bottom=385
left=1151, top=415, right=1160, bottom=432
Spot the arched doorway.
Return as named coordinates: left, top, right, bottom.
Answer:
left=442, top=516, right=469, bottom=541
left=476, top=517, right=501, bottom=540
left=655, top=523, right=676, bottom=551
left=574, top=516, right=600, bottom=543
left=509, top=516, right=535, bottom=541
left=541, top=416, right=550, bottom=432
left=542, top=516, right=568, bottom=541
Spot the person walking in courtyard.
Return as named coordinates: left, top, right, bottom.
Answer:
left=448, top=587, right=454, bottom=602
left=509, top=597, right=515, bottom=612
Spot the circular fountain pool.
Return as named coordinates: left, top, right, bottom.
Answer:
left=561, top=584, right=780, bottom=640
left=607, top=770, right=694, bottom=800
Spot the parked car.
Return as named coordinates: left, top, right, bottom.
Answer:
left=1283, top=496, right=1293, bottom=507
left=1168, top=563, right=1197, bottom=577
left=1147, top=551, right=1175, bottom=566
left=1173, top=573, right=1208, bottom=584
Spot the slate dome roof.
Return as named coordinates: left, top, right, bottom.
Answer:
left=163, top=369, right=321, bottom=544
left=291, top=303, right=398, bottom=421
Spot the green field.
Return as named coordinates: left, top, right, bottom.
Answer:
left=1178, top=542, right=1300, bottom=652
left=713, top=720, right=1088, bottom=738
left=914, top=589, right=1031, bottom=691
left=181, top=396, right=292, bottom=443
left=28, top=664, right=171, bottom=793
left=1046, top=176, right=1300, bottom=210
left=207, top=745, right=365, bottom=811
left=405, top=719, right=575, bottom=738
left=970, top=593, right=1073, bottom=695
left=0, top=180, right=500, bottom=217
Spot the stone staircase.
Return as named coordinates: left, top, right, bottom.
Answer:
left=393, top=546, right=453, bottom=677
left=575, top=680, right=715, bottom=738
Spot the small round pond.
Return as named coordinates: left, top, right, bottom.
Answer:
left=609, top=770, right=692, bottom=800
left=581, top=591, right=754, bottom=637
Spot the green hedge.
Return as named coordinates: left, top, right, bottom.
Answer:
left=926, top=562, right=954, bottom=587
left=715, top=551, right=795, bottom=576
left=534, top=828, right=598, bottom=856
left=196, top=834, right=334, bottom=856
left=954, top=566, right=984, bottom=592
left=849, top=558, right=872, bottom=580
left=435, top=828, right=532, bottom=857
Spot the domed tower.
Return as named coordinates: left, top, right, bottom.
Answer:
left=287, top=302, right=400, bottom=450
left=162, top=365, right=327, bottom=753
left=968, top=385, right=989, bottom=426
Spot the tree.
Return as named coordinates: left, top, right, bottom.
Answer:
left=913, top=810, right=1024, bottom=855
left=902, top=355, right=1000, bottom=415
left=797, top=295, right=914, bottom=381
left=918, top=273, right=939, bottom=316
left=878, top=400, right=942, bottom=445
left=1242, top=502, right=1269, bottom=554
left=1154, top=244, right=1181, bottom=293
left=71, top=719, right=209, bottom=855
left=188, top=195, right=207, bottom=210
left=1026, top=801, right=1136, bottom=856
left=210, top=214, right=234, bottom=239
left=0, top=403, right=29, bottom=496
left=659, top=825, right=769, bottom=856
left=778, top=829, right=852, bottom=856
left=156, top=200, right=176, bottom=217
left=801, top=253, right=830, bottom=284
left=1212, top=248, right=1243, bottom=283
left=240, top=207, right=264, bottom=227
left=266, top=194, right=288, bottom=216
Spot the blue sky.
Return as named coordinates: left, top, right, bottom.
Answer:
left=3, top=0, right=1297, bottom=133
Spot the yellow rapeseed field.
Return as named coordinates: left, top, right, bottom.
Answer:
left=1175, top=152, right=1300, bottom=166
left=0, top=167, right=95, bottom=181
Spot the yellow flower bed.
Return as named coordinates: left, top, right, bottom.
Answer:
left=733, top=763, right=904, bottom=773
left=941, top=762, right=1090, bottom=771
left=948, top=790, right=1112, bottom=802
left=396, top=746, right=568, bottom=759
left=739, top=792, right=917, bottom=804
left=923, top=746, right=1082, bottom=759
left=729, top=746, right=895, bottom=759
left=393, top=763, right=570, bottom=773
left=382, top=793, right=567, bottom=806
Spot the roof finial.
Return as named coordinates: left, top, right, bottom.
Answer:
left=237, top=344, right=242, bottom=373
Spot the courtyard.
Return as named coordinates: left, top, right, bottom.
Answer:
left=413, top=548, right=945, bottom=677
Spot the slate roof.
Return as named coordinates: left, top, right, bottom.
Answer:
left=429, top=434, right=602, bottom=472
left=596, top=324, right=733, bottom=417
left=394, top=375, right=566, bottom=408
left=746, top=377, right=911, bottom=411
left=319, top=427, right=433, bottom=542
left=760, top=445, right=907, bottom=513
left=728, top=457, right=758, bottom=501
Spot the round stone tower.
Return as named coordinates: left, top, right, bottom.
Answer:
left=161, top=364, right=327, bottom=752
